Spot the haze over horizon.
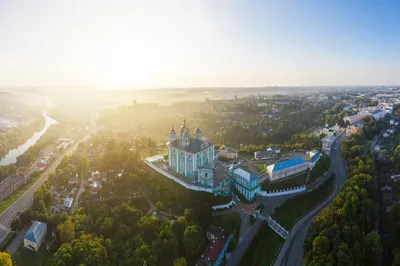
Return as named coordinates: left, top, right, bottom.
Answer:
left=1, top=0, right=400, bottom=88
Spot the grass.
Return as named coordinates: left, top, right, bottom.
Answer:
left=239, top=165, right=251, bottom=172
left=238, top=152, right=254, bottom=160
left=240, top=223, right=284, bottom=266
left=0, top=171, right=43, bottom=213
left=261, top=172, right=307, bottom=191
left=13, top=244, right=51, bottom=266
left=252, top=163, right=265, bottom=173
left=211, top=212, right=241, bottom=239
left=272, top=175, right=335, bottom=230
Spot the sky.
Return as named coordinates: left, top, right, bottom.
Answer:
left=1, top=0, right=400, bottom=88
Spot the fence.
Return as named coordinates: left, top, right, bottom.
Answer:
left=257, top=185, right=306, bottom=197
left=212, top=200, right=236, bottom=210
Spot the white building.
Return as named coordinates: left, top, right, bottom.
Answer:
left=24, top=221, right=47, bottom=252
left=218, top=146, right=238, bottom=159
left=266, top=157, right=308, bottom=181
left=322, top=135, right=335, bottom=154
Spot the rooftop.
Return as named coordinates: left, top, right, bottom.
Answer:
left=170, top=138, right=213, bottom=154
left=64, top=197, right=73, bottom=208
left=268, top=157, right=306, bottom=172
left=25, top=221, right=47, bottom=243
left=233, top=167, right=258, bottom=182
left=309, top=151, right=322, bottom=163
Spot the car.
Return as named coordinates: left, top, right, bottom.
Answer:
left=17, top=211, right=22, bottom=215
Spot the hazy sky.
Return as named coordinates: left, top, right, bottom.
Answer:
left=1, top=0, right=400, bottom=87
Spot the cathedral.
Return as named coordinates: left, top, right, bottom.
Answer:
left=168, top=119, right=215, bottom=187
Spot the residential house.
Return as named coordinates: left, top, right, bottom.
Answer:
left=254, top=150, right=277, bottom=160
left=197, top=227, right=232, bottom=266
left=63, top=197, right=73, bottom=210
left=24, top=221, right=47, bottom=252
left=218, top=146, right=238, bottom=159
left=322, top=135, right=335, bottom=154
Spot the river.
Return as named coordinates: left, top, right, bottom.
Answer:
left=0, top=112, right=58, bottom=166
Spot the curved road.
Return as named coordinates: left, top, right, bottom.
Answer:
left=274, top=133, right=348, bottom=266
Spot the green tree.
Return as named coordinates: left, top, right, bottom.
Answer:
left=173, top=257, right=187, bottom=266
left=0, top=252, right=12, bottom=266
left=155, top=201, right=163, bottom=211
left=57, top=219, right=75, bottom=243
left=183, top=225, right=205, bottom=257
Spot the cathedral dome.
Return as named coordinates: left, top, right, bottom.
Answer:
left=182, top=131, right=190, bottom=139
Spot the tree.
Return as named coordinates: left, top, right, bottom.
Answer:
left=57, top=219, right=75, bottom=243
left=183, top=225, right=205, bottom=257
left=173, top=257, right=187, bottom=266
left=0, top=252, right=12, bottom=266
left=155, top=201, right=163, bottom=211
left=11, top=217, right=22, bottom=231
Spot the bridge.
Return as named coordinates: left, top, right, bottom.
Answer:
left=257, top=213, right=289, bottom=239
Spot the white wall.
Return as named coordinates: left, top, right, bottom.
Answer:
left=144, top=160, right=213, bottom=193
left=212, top=200, right=236, bottom=210
left=258, top=185, right=306, bottom=197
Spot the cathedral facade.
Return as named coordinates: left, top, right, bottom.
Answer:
left=168, top=119, right=215, bottom=186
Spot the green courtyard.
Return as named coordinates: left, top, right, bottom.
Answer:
left=261, top=172, right=308, bottom=191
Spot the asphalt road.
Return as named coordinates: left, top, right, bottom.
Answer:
left=226, top=194, right=296, bottom=266
left=0, top=139, right=82, bottom=243
left=274, top=133, right=348, bottom=266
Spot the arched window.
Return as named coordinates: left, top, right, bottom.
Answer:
left=205, top=172, right=208, bottom=178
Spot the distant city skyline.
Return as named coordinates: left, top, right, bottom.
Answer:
left=1, top=0, right=400, bottom=87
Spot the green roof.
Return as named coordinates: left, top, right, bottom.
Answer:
left=170, top=138, right=214, bottom=154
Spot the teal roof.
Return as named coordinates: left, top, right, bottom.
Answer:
left=170, top=138, right=213, bottom=154
left=271, top=157, right=306, bottom=172
left=25, top=221, right=47, bottom=243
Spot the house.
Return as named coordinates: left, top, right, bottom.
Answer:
left=321, top=125, right=337, bottom=137
left=268, top=146, right=281, bottom=154
left=229, top=167, right=261, bottom=200
left=24, top=221, right=47, bottom=252
left=197, top=227, right=232, bottom=266
left=63, top=197, right=73, bottom=210
left=266, top=157, right=308, bottom=181
left=308, top=150, right=322, bottom=170
left=254, top=150, right=277, bottom=160
left=322, top=135, right=335, bottom=154
left=218, top=146, right=238, bottom=159
left=346, top=121, right=364, bottom=136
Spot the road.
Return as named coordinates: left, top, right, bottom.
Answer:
left=226, top=194, right=296, bottom=266
left=0, top=138, right=84, bottom=243
left=274, top=133, right=348, bottom=266
left=71, top=169, right=85, bottom=214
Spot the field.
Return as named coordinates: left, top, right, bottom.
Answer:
left=261, top=172, right=307, bottom=191
left=0, top=171, right=43, bottom=213
left=240, top=223, right=284, bottom=266
left=13, top=245, right=51, bottom=266
left=272, top=175, right=335, bottom=229
left=252, top=163, right=265, bottom=174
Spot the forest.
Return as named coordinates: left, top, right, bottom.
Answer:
left=11, top=134, right=230, bottom=266
left=303, top=120, right=386, bottom=265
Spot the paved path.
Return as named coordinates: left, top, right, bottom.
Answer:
left=5, top=226, right=29, bottom=255
left=274, top=133, right=348, bottom=266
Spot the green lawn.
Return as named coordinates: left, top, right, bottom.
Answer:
left=0, top=171, right=43, bottom=213
left=238, top=152, right=254, bottom=160
left=211, top=212, right=241, bottom=239
left=252, top=163, right=265, bottom=173
left=272, top=175, right=335, bottom=230
left=240, top=223, right=284, bottom=266
left=261, top=172, right=307, bottom=191
left=13, top=245, right=51, bottom=266
left=239, top=165, right=251, bottom=172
